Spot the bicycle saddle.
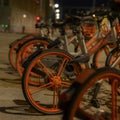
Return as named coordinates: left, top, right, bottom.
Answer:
left=70, top=53, right=90, bottom=63
left=52, top=22, right=65, bottom=28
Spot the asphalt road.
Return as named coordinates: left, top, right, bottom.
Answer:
left=0, top=32, right=62, bottom=120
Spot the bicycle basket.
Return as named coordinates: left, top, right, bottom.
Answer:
left=81, top=19, right=97, bottom=40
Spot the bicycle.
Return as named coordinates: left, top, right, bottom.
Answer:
left=60, top=66, right=120, bottom=120
left=21, top=11, right=118, bottom=114
left=22, top=48, right=85, bottom=114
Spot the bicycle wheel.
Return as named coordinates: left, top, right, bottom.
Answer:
left=16, top=38, right=51, bottom=76
left=8, top=34, right=36, bottom=69
left=22, top=48, right=81, bottom=114
left=92, top=44, right=111, bottom=68
left=106, top=47, right=120, bottom=70
left=62, top=67, right=120, bottom=120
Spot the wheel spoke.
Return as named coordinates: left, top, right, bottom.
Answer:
left=61, top=81, right=71, bottom=87
left=37, top=60, right=54, bottom=78
left=29, top=82, right=53, bottom=94
left=52, top=86, right=59, bottom=108
left=57, top=58, right=69, bottom=76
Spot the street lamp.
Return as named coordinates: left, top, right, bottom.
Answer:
left=23, top=14, right=27, bottom=18
left=55, top=9, right=60, bottom=13
left=54, top=3, right=59, bottom=8
left=22, top=14, right=27, bottom=33
left=56, top=13, right=60, bottom=19
left=54, top=3, right=60, bottom=20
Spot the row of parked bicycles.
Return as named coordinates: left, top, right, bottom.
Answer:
left=8, top=7, right=120, bottom=120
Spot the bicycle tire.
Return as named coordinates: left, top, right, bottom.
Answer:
left=8, top=34, right=36, bottom=69
left=16, top=38, right=51, bottom=76
left=105, top=47, right=120, bottom=69
left=62, top=67, right=120, bottom=120
left=22, top=48, right=81, bottom=114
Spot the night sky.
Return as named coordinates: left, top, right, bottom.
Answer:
left=55, top=0, right=110, bottom=7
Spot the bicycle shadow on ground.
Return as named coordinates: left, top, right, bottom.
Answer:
left=0, top=78, right=21, bottom=84
left=0, top=99, right=62, bottom=116
left=0, top=62, right=19, bottom=76
left=0, top=63, right=21, bottom=84
left=0, top=99, right=45, bottom=116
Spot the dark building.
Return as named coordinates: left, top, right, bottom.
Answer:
left=0, top=0, right=41, bottom=33
left=0, top=0, right=53, bottom=33
left=0, top=0, right=110, bottom=33
left=0, top=0, right=10, bottom=31
left=10, top=0, right=40, bottom=33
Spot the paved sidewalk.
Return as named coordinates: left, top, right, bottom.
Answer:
left=0, top=32, right=62, bottom=120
